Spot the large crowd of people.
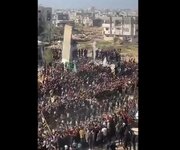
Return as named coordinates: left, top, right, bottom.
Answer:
left=38, top=48, right=138, bottom=150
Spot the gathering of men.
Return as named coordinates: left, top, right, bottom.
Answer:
left=38, top=47, right=138, bottom=150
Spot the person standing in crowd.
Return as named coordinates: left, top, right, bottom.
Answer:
left=58, top=135, right=64, bottom=150
left=119, top=123, right=126, bottom=145
left=88, top=130, right=94, bottom=150
left=80, top=49, right=83, bottom=57
left=96, top=130, right=103, bottom=148
left=78, top=49, right=81, bottom=58
left=115, top=122, right=120, bottom=141
left=110, top=141, right=117, bottom=150
left=123, top=127, right=132, bottom=150
left=102, top=125, right=108, bottom=143
left=79, top=127, right=85, bottom=144
left=131, top=130, right=137, bottom=150
left=95, top=49, right=99, bottom=59
left=84, top=49, right=88, bottom=58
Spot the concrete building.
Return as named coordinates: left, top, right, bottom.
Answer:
left=102, top=16, right=138, bottom=42
left=69, top=12, right=77, bottom=20
left=53, top=12, right=74, bottom=27
left=82, top=17, right=93, bottom=26
left=38, top=6, right=52, bottom=37
left=74, top=12, right=94, bottom=26
left=93, top=19, right=104, bottom=27
left=38, top=6, right=52, bottom=24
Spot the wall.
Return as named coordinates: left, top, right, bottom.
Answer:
left=55, top=20, right=74, bottom=27
left=102, top=23, right=115, bottom=35
left=122, top=24, right=132, bottom=36
left=104, top=35, right=114, bottom=41
left=62, top=25, right=72, bottom=63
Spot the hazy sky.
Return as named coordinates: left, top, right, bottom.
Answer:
left=38, top=0, right=138, bottom=10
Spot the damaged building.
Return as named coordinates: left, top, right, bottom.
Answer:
left=102, top=16, right=138, bottom=42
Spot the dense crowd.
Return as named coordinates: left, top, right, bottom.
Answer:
left=38, top=48, right=138, bottom=150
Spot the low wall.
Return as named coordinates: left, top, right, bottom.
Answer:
left=104, top=35, right=114, bottom=41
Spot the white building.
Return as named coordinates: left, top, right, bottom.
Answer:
left=102, top=16, right=138, bottom=42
